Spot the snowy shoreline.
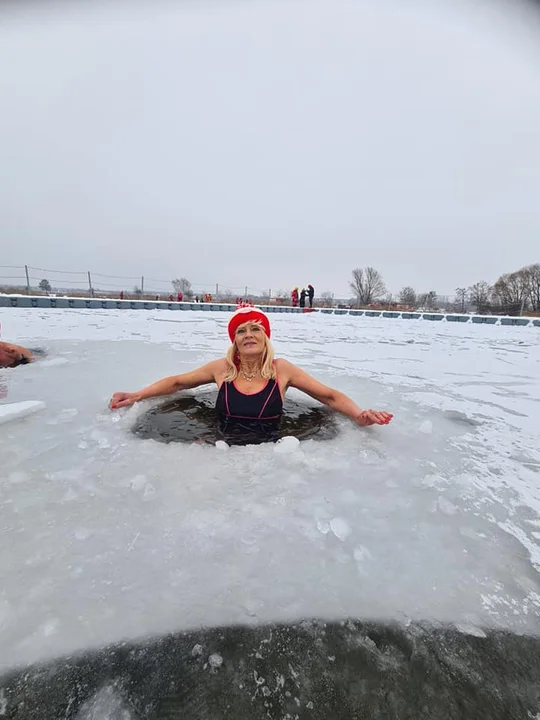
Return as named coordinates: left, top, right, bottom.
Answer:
left=1, top=294, right=539, bottom=327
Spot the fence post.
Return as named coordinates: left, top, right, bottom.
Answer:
left=25, top=265, right=30, bottom=294
left=87, top=271, right=93, bottom=296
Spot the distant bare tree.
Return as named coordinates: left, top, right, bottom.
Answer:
left=172, top=277, right=193, bottom=299
left=39, top=278, right=51, bottom=293
left=468, top=281, right=492, bottom=313
left=522, top=263, right=540, bottom=311
left=491, top=271, right=528, bottom=312
left=320, top=291, right=334, bottom=307
left=133, top=286, right=142, bottom=296
left=273, top=289, right=289, bottom=304
left=455, top=287, right=467, bottom=313
left=349, top=267, right=386, bottom=306
left=399, top=286, right=417, bottom=307
left=418, top=290, right=437, bottom=310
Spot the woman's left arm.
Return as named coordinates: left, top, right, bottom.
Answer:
left=278, top=359, right=393, bottom=427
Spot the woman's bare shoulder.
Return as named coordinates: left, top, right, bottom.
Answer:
left=208, top=357, right=229, bottom=375
left=275, top=358, right=297, bottom=376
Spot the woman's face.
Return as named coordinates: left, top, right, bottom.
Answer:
left=0, top=343, right=23, bottom=368
left=235, top=322, right=266, bottom=358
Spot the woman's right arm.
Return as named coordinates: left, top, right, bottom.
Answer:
left=110, top=360, right=224, bottom=409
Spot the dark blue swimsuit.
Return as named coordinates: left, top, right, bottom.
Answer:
left=215, top=377, right=283, bottom=445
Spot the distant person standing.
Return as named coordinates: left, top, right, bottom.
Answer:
left=177, top=292, right=183, bottom=302
left=299, top=288, right=306, bottom=308
left=291, top=288, right=299, bottom=307
left=120, top=290, right=124, bottom=300
left=307, top=284, right=315, bottom=308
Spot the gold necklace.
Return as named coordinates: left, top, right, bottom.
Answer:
left=240, top=367, right=259, bottom=382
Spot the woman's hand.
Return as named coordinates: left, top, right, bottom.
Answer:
left=356, top=410, right=393, bottom=426
left=109, top=392, right=138, bottom=410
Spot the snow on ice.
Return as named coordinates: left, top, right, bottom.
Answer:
left=0, top=308, right=539, bottom=671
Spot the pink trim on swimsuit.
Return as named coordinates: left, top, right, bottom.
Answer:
left=222, top=413, right=281, bottom=420
left=273, top=359, right=284, bottom=400
left=257, top=381, right=277, bottom=419
left=232, top=379, right=270, bottom=396
left=224, top=381, right=231, bottom=416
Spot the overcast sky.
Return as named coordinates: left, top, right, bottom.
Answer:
left=1, top=0, right=539, bottom=298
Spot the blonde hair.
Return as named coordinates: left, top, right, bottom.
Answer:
left=224, top=320, right=276, bottom=381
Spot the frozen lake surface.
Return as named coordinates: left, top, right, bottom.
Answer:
left=1, top=309, right=540, bottom=690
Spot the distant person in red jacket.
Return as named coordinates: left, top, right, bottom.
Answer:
left=177, top=292, right=183, bottom=302
left=291, top=288, right=299, bottom=307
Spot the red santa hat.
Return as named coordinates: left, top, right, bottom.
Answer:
left=228, top=305, right=271, bottom=343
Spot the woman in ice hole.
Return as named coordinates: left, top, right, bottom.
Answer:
left=109, top=306, right=393, bottom=442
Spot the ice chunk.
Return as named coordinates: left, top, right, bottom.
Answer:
left=316, top=520, right=330, bottom=535
left=274, top=436, right=300, bottom=454
left=191, top=644, right=204, bottom=657
left=208, top=653, right=223, bottom=669
left=420, top=474, right=439, bottom=489
left=75, top=685, right=133, bottom=720
left=90, top=430, right=112, bottom=449
left=0, top=401, right=45, bottom=426
left=42, top=618, right=60, bottom=637
left=353, top=545, right=372, bottom=563
left=329, top=517, right=352, bottom=541
left=438, top=496, right=458, bottom=516
left=215, top=440, right=229, bottom=450
left=130, top=475, right=146, bottom=491
left=454, top=621, right=487, bottom=638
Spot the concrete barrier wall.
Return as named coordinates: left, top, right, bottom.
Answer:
left=0, top=295, right=538, bottom=327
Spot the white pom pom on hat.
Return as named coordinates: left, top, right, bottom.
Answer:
left=228, top=306, right=271, bottom=342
